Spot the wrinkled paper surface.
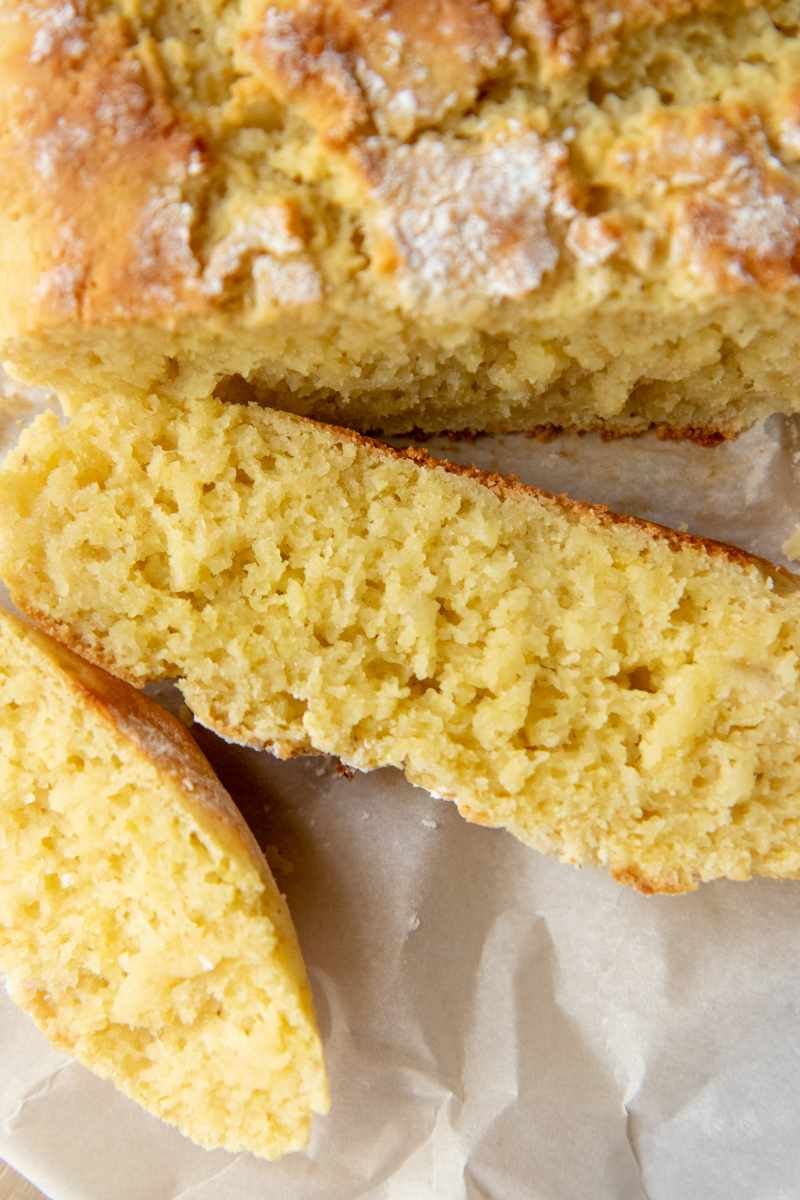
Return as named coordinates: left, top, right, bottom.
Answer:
left=1, top=380, right=800, bottom=1200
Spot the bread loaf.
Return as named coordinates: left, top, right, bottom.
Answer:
left=2, top=392, right=800, bottom=893
left=0, top=607, right=328, bottom=1157
left=1, top=0, right=799, bottom=435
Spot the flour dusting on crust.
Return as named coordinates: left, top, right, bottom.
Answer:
left=26, top=0, right=89, bottom=63
left=614, top=110, right=800, bottom=290
left=363, top=133, right=571, bottom=307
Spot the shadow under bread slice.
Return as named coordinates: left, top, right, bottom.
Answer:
left=0, top=608, right=328, bottom=1158
left=1, top=393, right=799, bottom=893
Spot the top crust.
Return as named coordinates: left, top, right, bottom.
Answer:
left=2, top=0, right=799, bottom=328
left=513, top=0, right=722, bottom=76
left=241, top=0, right=511, bottom=141
left=2, top=0, right=800, bottom=433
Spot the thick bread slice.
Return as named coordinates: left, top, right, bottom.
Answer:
left=1, top=0, right=800, bottom=436
left=2, top=394, right=800, bottom=893
left=0, top=608, right=328, bottom=1158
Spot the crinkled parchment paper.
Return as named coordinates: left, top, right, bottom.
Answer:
left=1, top=380, right=799, bottom=1200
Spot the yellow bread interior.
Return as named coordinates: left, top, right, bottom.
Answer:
left=1, top=0, right=800, bottom=434
left=0, top=607, right=328, bottom=1158
left=2, top=394, right=800, bottom=892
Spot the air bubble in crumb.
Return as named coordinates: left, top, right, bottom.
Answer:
left=407, top=913, right=420, bottom=933
left=421, top=817, right=438, bottom=829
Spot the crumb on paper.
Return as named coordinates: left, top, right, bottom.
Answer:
left=782, top=525, right=800, bottom=561
left=407, top=912, right=421, bottom=933
left=421, top=816, right=439, bottom=830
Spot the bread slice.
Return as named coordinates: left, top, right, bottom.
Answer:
left=0, top=607, right=328, bottom=1158
left=2, top=392, right=800, bottom=893
left=1, top=0, right=799, bottom=437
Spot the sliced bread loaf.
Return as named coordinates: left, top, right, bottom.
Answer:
left=2, top=394, right=800, bottom=893
left=0, top=607, right=328, bottom=1157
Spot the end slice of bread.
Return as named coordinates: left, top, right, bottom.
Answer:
left=2, top=394, right=800, bottom=893
left=0, top=608, right=328, bottom=1157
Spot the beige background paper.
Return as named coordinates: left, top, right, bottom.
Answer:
left=1, top=383, right=799, bottom=1200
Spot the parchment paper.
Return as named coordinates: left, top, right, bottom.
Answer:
left=1, top=380, right=799, bottom=1200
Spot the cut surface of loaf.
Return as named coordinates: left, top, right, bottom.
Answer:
left=0, top=607, right=328, bottom=1157
left=1, top=0, right=800, bottom=435
left=2, top=394, right=800, bottom=893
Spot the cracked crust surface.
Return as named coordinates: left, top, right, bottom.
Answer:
left=1, top=0, right=800, bottom=433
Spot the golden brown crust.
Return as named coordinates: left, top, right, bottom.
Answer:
left=239, top=0, right=510, bottom=142
left=0, top=2, right=206, bottom=330
left=610, top=866, right=698, bottom=894
left=515, top=0, right=729, bottom=76
left=651, top=425, right=729, bottom=448
left=513, top=0, right=720, bottom=78
left=2, top=0, right=800, bottom=437
left=609, top=105, right=800, bottom=293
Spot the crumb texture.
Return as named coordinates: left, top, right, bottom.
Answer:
left=0, top=608, right=328, bottom=1157
left=2, top=393, right=800, bottom=892
left=1, top=0, right=800, bottom=433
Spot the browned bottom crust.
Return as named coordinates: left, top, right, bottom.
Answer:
left=383, top=421, right=733, bottom=448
